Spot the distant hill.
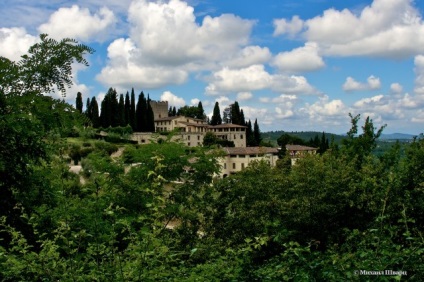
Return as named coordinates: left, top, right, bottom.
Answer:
left=262, top=131, right=345, bottom=146
left=379, top=133, right=416, bottom=140
left=262, top=131, right=417, bottom=146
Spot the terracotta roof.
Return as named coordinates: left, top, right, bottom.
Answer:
left=285, top=145, right=318, bottom=151
left=210, top=123, right=247, bottom=128
left=222, top=146, right=279, bottom=155
left=179, top=122, right=209, bottom=127
left=155, top=116, right=179, bottom=121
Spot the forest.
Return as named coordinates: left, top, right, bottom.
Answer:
left=1, top=35, right=423, bottom=281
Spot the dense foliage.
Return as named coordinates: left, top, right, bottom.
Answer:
left=1, top=37, right=423, bottom=281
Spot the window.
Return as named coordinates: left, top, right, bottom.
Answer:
left=241, top=163, right=245, bottom=169
left=232, top=163, right=236, bottom=169
left=234, top=134, right=236, bottom=139
left=188, top=135, right=191, bottom=140
left=224, top=163, right=226, bottom=169
left=188, top=142, right=191, bottom=146
left=240, top=134, right=243, bottom=139
left=197, top=135, right=200, bottom=140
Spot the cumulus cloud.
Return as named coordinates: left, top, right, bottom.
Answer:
left=343, top=75, right=381, bottom=92
left=303, top=95, right=347, bottom=121
left=205, top=65, right=316, bottom=95
left=273, top=15, right=304, bottom=37
left=0, top=28, right=38, bottom=61
left=236, top=92, right=253, bottom=101
left=390, top=83, right=403, bottom=93
left=38, top=5, right=116, bottom=42
left=272, top=42, right=324, bottom=73
left=414, top=55, right=424, bottom=94
left=224, top=46, right=272, bottom=68
left=353, top=95, right=385, bottom=108
left=275, top=107, right=294, bottom=119
left=274, top=0, right=424, bottom=59
left=160, top=91, right=185, bottom=108
left=97, top=0, right=256, bottom=89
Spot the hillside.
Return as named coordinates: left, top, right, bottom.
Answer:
left=262, top=130, right=345, bottom=146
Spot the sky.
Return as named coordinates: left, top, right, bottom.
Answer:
left=1, top=0, right=424, bottom=135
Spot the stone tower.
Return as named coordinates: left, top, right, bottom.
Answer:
left=150, top=100, right=169, bottom=120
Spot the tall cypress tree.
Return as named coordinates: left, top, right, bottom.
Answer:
left=135, top=91, right=148, bottom=132
left=130, top=88, right=136, bottom=130
left=253, top=119, right=262, bottom=146
left=110, top=88, right=119, bottom=127
left=118, top=93, right=125, bottom=126
left=231, top=101, right=241, bottom=125
left=246, top=119, right=254, bottom=146
left=76, top=92, right=83, bottom=113
left=90, top=97, right=100, bottom=128
left=172, top=106, right=177, bottom=116
left=197, top=101, right=205, bottom=120
left=124, top=91, right=130, bottom=126
left=85, top=97, right=90, bottom=116
left=211, top=102, right=222, bottom=125
left=147, top=94, right=155, bottom=132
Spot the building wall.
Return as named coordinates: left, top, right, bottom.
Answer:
left=218, top=153, right=279, bottom=178
left=150, top=100, right=168, bottom=120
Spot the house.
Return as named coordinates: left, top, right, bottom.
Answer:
left=218, top=147, right=279, bottom=178
left=285, top=144, right=318, bottom=165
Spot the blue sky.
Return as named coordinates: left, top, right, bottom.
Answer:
left=1, top=0, right=424, bottom=134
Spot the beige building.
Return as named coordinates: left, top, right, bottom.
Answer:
left=150, top=100, right=169, bottom=120
left=286, top=144, right=318, bottom=165
left=152, top=116, right=247, bottom=147
left=218, top=147, right=279, bottom=178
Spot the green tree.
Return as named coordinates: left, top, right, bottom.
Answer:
left=210, top=102, right=222, bottom=125
left=253, top=119, right=262, bottom=146
left=124, top=91, right=130, bottom=126
left=0, top=34, right=93, bottom=248
left=118, top=93, right=125, bottom=126
left=89, top=96, right=100, bottom=128
left=130, top=88, right=136, bottom=130
left=76, top=91, right=83, bottom=113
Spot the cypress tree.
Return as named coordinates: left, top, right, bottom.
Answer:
left=240, top=109, right=245, bottom=125
left=172, top=106, right=177, bottom=116
left=246, top=119, right=255, bottom=146
left=211, top=102, right=222, bottom=125
left=90, top=97, right=100, bottom=128
left=197, top=101, right=205, bottom=120
left=130, top=88, right=136, bottom=130
left=110, top=88, right=119, bottom=127
left=147, top=94, right=155, bottom=132
left=253, top=119, right=262, bottom=146
left=76, top=92, right=83, bottom=113
left=135, top=91, right=148, bottom=132
left=86, top=97, right=90, bottom=116
left=124, top=91, right=130, bottom=126
left=118, top=93, right=125, bottom=126
left=231, top=101, right=241, bottom=125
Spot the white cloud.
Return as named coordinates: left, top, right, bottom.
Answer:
left=275, top=107, right=294, bottom=119
left=343, top=75, right=381, bottom=91
left=128, top=0, right=253, bottom=66
left=353, top=95, right=384, bottom=108
left=38, top=5, right=116, bottom=42
left=205, top=64, right=316, bottom=95
left=0, top=27, right=38, bottom=61
left=411, top=109, right=424, bottom=123
left=272, top=42, right=324, bottom=73
left=97, top=0, right=256, bottom=90
left=273, top=15, right=304, bottom=37
left=274, top=0, right=424, bottom=59
left=303, top=95, right=347, bottom=121
left=96, top=38, right=188, bottom=89
left=224, top=46, right=272, bottom=68
left=190, top=98, right=200, bottom=105
left=390, top=83, right=403, bottom=93
left=414, top=55, right=424, bottom=94
left=160, top=91, right=185, bottom=108
left=236, top=92, right=253, bottom=101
